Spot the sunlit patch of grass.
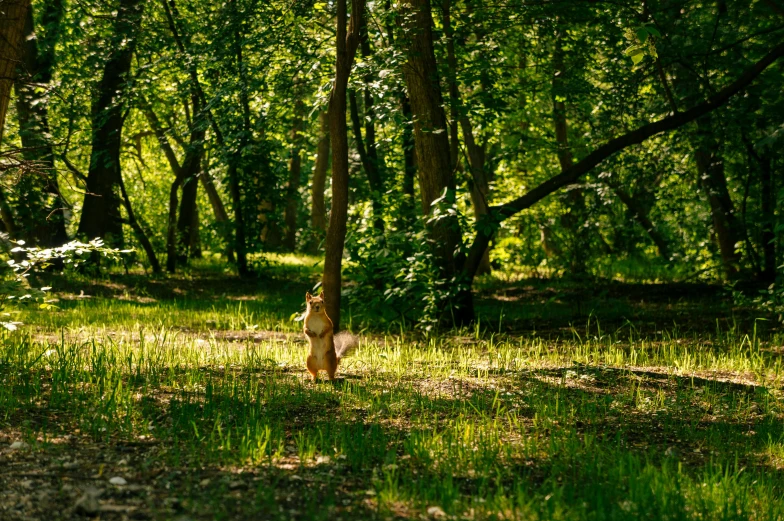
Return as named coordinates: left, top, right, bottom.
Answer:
left=1, top=269, right=783, bottom=519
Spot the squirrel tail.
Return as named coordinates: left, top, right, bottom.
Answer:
left=334, top=331, right=359, bottom=360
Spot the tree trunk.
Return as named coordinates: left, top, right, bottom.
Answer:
left=441, top=0, right=460, bottom=169
left=0, top=0, right=29, bottom=146
left=176, top=172, right=199, bottom=264
left=400, top=0, right=473, bottom=325
left=359, top=21, right=385, bottom=232
left=144, top=95, right=204, bottom=272
left=310, top=110, right=330, bottom=250
left=349, top=91, right=384, bottom=231
left=117, top=168, right=161, bottom=273
left=552, top=32, right=589, bottom=275
left=694, top=117, right=741, bottom=278
left=459, top=117, right=492, bottom=275
left=383, top=1, right=417, bottom=220
left=190, top=202, right=202, bottom=258
left=231, top=2, right=250, bottom=275
left=746, top=139, right=776, bottom=282
left=77, top=0, right=144, bottom=246
left=13, top=1, right=68, bottom=247
left=284, top=100, right=304, bottom=251
left=323, top=0, right=365, bottom=331
left=199, top=163, right=234, bottom=261
left=401, top=95, right=417, bottom=216
left=611, top=186, right=671, bottom=260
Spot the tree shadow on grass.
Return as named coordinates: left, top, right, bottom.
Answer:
left=2, top=363, right=784, bottom=520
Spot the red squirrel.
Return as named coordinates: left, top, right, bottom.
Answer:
left=303, top=292, right=357, bottom=381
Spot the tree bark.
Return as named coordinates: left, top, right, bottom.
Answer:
left=459, top=117, right=492, bottom=275
left=694, top=116, right=741, bottom=278
left=552, top=31, right=589, bottom=275
left=383, top=1, right=416, bottom=219
left=310, top=110, right=329, bottom=251
left=117, top=167, right=162, bottom=273
left=161, top=0, right=246, bottom=274
left=13, top=1, right=68, bottom=247
left=77, top=0, right=144, bottom=246
left=176, top=171, right=199, bottom=264
left=440, top=0, right=460, bottom=169
left=323, top=0, right=365, bottom=331
left=199, top=158, right=234, bottom=261
left=611, top=186, right=671, bottom=260
left=0, top=0, right=29, bottom=146
left=349, top=90, right=384, bottom=231
left=284, top=99, right=305, bottom=251
left=231, top=0, right=250, bottom=274
left=144, top=96, right=204, bottom=272
left=745, top=139, right=776, bottom=282
left=400, top=0, right=473, bottom=325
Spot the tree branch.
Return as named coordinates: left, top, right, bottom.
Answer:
left=462, top=41, right=784, bottom=282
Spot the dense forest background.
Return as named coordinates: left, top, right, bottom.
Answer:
left=0, top=0, right=782, bottom=329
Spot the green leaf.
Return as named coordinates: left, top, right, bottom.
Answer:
left=624, top=46, right=643, bottom=56
left=636, top=28, right=649, bottom=43
left=647, top=26, right=662, bottom=38
left=631, top=53, right=645, bottom=65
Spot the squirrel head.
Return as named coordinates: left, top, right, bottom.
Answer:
left=305, top=292, right=326, bottom=314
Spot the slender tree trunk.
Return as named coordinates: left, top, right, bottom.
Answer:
left=383, top=1, right=417, bottom=219
left=459, top=117, right=493, bottom=275
left=199, top=164, right=234, bottom=261
left=746, top=139, right=776, bottom=282
left=284, top=99, right=304, bottom=251
left=359, top=21, right=385, bottom=233
left=694, top=117, right=741, bottom=278
left=349, top=91, right=384, bottom=231
left=176, top=172, right=199, bottom=264
left=310, top=111, right=329, bottom=252
left=13, top=1, right=68, bottom=247
left=400, top=0, right=473, bottom=325
left=611, top=186, right=671, bottom=260
left=190, top=202, right=201, bottom=258
left=323, top=0, right=365, bottom=331
left=77, top=0, right=144, bottom=246
left=117, top=169, right=161, bottom=273
left=401, top=96, right=417, bottom=214
left=231, top=1, right=250, bottom=275
left=160, top=0, right=237, bottom=264
left=552, top=31, right=589, bottom=275
left=0, top=0, right=29, bottom=145
left=441, top=0, right=460, bottom=169
left=0, top=186, right=18, bottom=236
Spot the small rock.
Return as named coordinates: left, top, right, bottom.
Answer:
left=316, top=455, right=331, bottom=464
left=199, top=478, right=210, bottom=487
left=74, top=487, right=102, bottom=515
left=9, top=441, right=29, bottom=450
left=63, top=461, right=80, bottom=470
left=109, top=476, right=128, bottom=486
left=427, top=505, right=447, bottom=518
left=228, top=480, right=245, bottom=490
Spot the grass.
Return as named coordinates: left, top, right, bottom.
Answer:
left=1, top=255, right=783, bottom=520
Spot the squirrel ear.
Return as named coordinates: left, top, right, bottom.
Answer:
left=305, top=292, right=312, bottom=302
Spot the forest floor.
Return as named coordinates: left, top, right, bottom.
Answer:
left=1, top=256, right=783, bottom=520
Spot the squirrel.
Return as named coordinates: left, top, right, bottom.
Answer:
left=303, top=292, right=357, bottom=381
